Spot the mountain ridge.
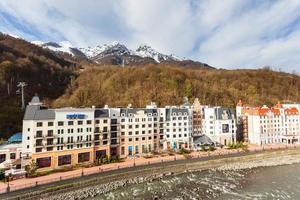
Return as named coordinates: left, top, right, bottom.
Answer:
left=31, top=39, right=212, bottom=68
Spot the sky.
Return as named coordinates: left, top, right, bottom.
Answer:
left=0, top=0, right=300, bottom=72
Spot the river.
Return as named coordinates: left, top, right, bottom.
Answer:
left=92, top=163, right=300, bottom=200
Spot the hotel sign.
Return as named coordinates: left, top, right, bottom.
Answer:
left=66, top=114, right=86, bottom=119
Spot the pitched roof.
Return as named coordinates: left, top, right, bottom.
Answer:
left=23, top=105, right=55, bottom=120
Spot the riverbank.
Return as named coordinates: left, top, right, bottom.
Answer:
left=2, top=147, right=300, bottom=200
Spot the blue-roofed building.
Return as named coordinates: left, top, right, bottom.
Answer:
left=7, top=132, right=22, bottom=144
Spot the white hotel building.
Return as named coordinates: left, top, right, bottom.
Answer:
left=201, top=107, right=237, bottom=146
left=159, top=106, right=193, bottom=150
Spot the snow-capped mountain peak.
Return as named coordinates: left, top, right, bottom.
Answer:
left=135, top=44, right=182, bottom=63
left=79, top=41, right=130, bottom=59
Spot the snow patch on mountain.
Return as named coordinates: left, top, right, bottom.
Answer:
left=32, top=41, right=75, bottom=56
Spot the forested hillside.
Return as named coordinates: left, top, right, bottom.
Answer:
left=0, top=34, right=76, bottom=139
left=54, top=65, right=300, bottom=108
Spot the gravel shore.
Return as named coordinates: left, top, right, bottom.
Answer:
left=41, top=172, right=174, bottom=200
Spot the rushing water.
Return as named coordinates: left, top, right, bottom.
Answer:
left=91, top=163, right=300, bottom=200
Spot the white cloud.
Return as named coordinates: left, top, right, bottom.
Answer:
left=0, top=0, right=300, bottom=72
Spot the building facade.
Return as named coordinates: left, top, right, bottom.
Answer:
left=19, top=95, right=241, bottom=171
left=237, top=102, right=300, bottom=145
left=201, top=107, right=237, bottom=146
left=119, top=104, right=160, bottom=157
left=159, top=106, right=193, bottom=150
left=21, top=96, right=196, bottom=170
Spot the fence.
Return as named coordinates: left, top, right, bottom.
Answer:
left=1, top=144, right=299, bottom=194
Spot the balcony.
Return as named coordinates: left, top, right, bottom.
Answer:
left=45, top=142, right=55, bottom=147
left=34, top=134, right=43, bottom=139
left=22, top=155, right=32, bottom=160
left=45, top=135, right=55, bottom=139
left=34, top=143, right=44, bottom=147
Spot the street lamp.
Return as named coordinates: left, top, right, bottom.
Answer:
left=17, top=82, right=27, bottom=109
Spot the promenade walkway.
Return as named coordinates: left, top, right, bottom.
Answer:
left=0, top=143, right=297, bottom=194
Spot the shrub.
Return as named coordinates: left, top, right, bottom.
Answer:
left=208, top=145, right=216, bottom=151
left=178, top=148, right=191, bottom=154
left=25, top=159, right=38, bottom=177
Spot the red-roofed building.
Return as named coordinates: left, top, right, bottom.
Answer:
left=236, top=102, right=300, bottom=145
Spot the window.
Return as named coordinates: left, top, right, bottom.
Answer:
left=47, top=147, right=53, bottom=151
left=10, top=153, right=16, bottom=159
left=36, top=148, right=42, bottom=152
left=58, top=121, right=64, bottom=126
left=36, top=130, right=43, bottom=137
left=78, top=120, right=83, bottom=125
left=68, top=121, right=74, bottom=126
left=36, top=122, right=43, bottom=127
left=58, top=155, right=71, bottom=166
left=36, top=157, right=51, bottom=168
left=95, top=120, right=100, bottom=124
left=87, top=120, right=92, bottom=124
left=48, top=122, right=54, bottom=126
left=78, top=152, right=90, bottom=163
left=135, top=138, right=139, bottom=141
left=129, top=138, right=132, bottom=142
left=103, top=119, right=108, bottom=123
left=47, top=130, right=53, bottom=136
left=0, top=154, right=6, bottom=163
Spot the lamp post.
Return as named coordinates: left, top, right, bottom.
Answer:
left=17, top=82, right=27, bottom=109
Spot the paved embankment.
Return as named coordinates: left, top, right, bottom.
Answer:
left=2, top=147, right=300, bottom=200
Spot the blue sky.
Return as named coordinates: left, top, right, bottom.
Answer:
left=1, top=0, right=300, bottom=72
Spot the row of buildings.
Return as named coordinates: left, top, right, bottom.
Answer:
left=18, top=96, right=236, bottom=170
left=2, top=95, right=300, bottom=173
